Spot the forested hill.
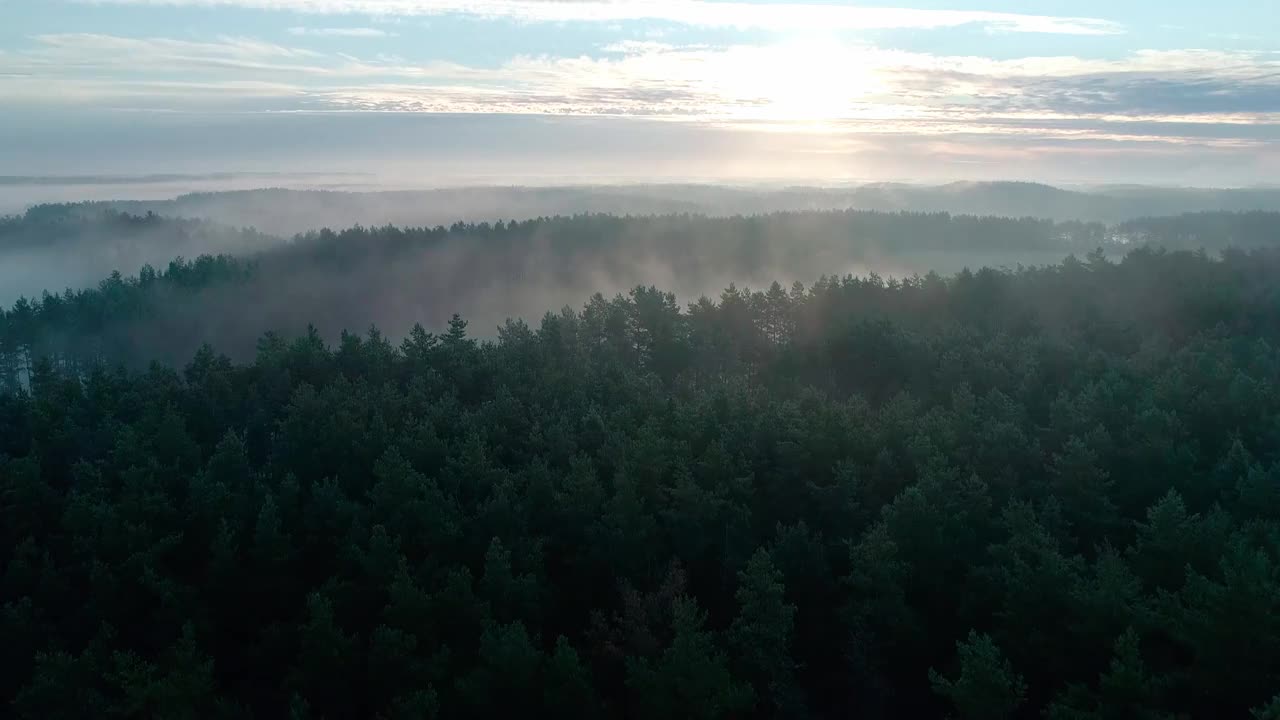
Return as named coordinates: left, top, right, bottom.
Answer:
left=3, top=208, right=1280, bottom=372
left=0, top=207, right=275, bottom=304
left=0, top=206, right=269, bottom=254
left=70, top=182, right=1280, bottom=236
left=3, top=242, right=1280, bottom=718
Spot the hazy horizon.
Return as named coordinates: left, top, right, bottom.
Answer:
left=6, top=174, right=1280, bottom=218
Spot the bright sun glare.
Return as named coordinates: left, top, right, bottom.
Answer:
left=724, top=34, right=880, bottom=125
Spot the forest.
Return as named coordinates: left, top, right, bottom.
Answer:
left=3, top=217, right=1280, bottom=717
left=5, top=206, right=1280, bottom=374
left=0, top=207, right=272, bottom=306
left=71, top=182, right=1280, bottom=236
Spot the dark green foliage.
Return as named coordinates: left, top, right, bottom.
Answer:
left=730, top=548, right=804, bottom=717
left=4, top=239, right=1280, bottom=718
left=1255, top=695, right=1280, bottom=720
left=930, top=631, right=1027, bottom=720
left=626, top=597, right=754, bottom=720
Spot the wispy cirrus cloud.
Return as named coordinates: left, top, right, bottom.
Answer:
left=78, top=0, right=1125, bottom=35
left=287, top=26, right=394, bottom=37
left=9, top=33, right=325, bottom=75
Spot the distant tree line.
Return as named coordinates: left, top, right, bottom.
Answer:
left=3, top=243, right=1280, bottom=717
left=0, top=207, right=272, bottom=306
left=0, top=255, right=253, bottom=390
left=3, top=207, right=1279, bottom=375
left=1115, top=210, right=1280, bottom=250
left=0, top=206, right=270, bottom=255
left=59, top=181, right=1280, bottom=234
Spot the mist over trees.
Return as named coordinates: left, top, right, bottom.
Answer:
left=4, top=240, right=1280, bottom=717
left=70, top=182, right=1280, bottom=236
left=5, top=206, right=1280, bottom=372
left=4, top=190, right=1280, bottom=718
left=0, top=207, right=274, bottom=304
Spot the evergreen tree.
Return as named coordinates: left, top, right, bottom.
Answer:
left=930, top=631, right=1026, bottom=720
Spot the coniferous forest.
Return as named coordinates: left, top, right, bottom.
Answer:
left=4, top=207, right=1280, bottom=719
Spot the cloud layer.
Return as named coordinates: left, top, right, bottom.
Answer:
left=82, top=0, right=1124, bottom=35
left=4, top=32, right=1277, bottom=147
left=2, top=1, right=1275, bottom=183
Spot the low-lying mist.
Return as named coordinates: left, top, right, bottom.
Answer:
left=6, top=205, right=1280, bottom=373
left=0, top=207, right=274, bottom=303
left=8, top=182, right=1280, bottom=306
left=62, top=182, right=1280, bottom=237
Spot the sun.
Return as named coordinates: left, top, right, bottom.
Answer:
left=723, top=34, right=881, bottom=124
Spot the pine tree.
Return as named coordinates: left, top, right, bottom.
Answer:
left=930, top=631, right=1026, bottom=720
left=730, top=548, right=804, bottom=717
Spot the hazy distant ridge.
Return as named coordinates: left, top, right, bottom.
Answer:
left=69, top=182, right=1280, bottom=236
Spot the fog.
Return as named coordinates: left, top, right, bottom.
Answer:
left=0, top=173, right=381, bottom=216
left=8, top=201, right=1277, bottom=372
left=6, top=181, right=1280, bottom=310
left=0, top=209, right=275, bottom=303
left=65, top=182, right=1280, bottom=237
left=6, top=181, right=1280, bottom=379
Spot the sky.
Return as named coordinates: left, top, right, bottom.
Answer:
left=1, top=0, right=1278, bottom=186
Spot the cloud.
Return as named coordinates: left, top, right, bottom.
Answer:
left=9, top=33, right=326, bottom=75
left=79, top=0, right=1123, bottom=35
left=287, top=26, right=393, bottom=37
left=874, top=49, right=1280, bottom=120
left=3, top=31, right=1277, bottom=156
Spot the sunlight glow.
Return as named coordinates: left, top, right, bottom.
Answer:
left=716, top=37, right=884, bottom=124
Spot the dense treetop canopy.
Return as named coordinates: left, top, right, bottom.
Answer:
left=3, top=211, right=1280, bottom=718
